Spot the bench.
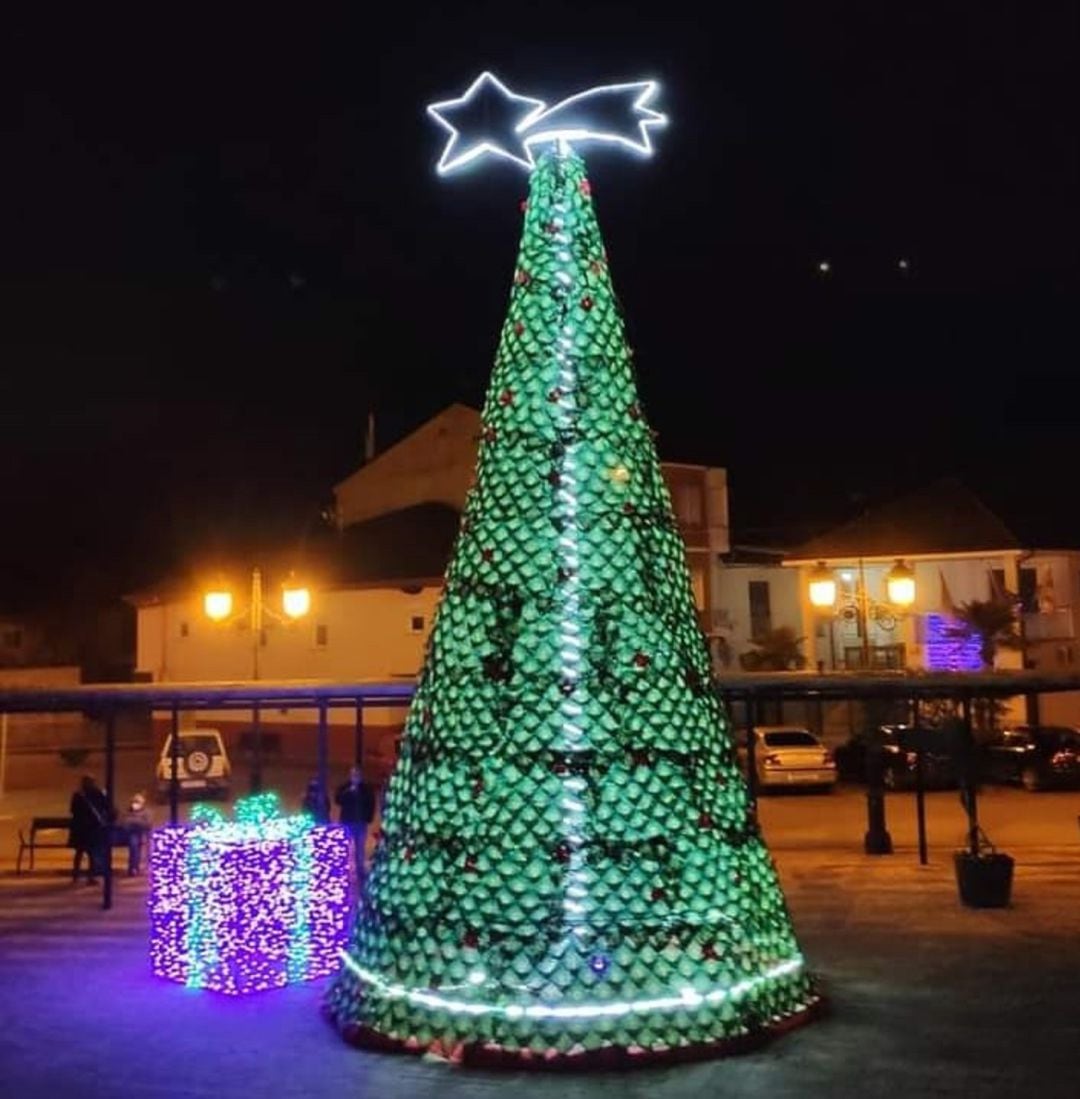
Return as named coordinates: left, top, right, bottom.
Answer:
left=16, top=817, right=72, bottom=874
left=16, top=816, right=129, bottom=874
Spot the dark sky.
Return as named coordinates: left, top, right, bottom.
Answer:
left=4, top=2, right=1077, bottom=611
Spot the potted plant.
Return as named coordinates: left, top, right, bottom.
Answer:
left=948, top=711, right=1014, bottom=907
left=954, top=827, right=1014, bottom=908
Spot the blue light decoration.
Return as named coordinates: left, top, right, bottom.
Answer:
left=924, top=613, right=984, bottom=672
left=149, top=792, right=351, bottom=995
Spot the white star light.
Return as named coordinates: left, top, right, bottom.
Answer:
left=427, top=71, right=545, bottom=175
left=426, top=72, right=668, bottom=175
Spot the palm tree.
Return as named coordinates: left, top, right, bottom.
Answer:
left=739, top=627, right=808, bottom=672
left=950, top=598, right=1021, bottom=669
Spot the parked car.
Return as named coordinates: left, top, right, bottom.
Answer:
left=836, top=725, right=958, bottom=790
left=156, top=729, right=231, bottom=800
left=983, top=725, right=1080, bottom=791
left=737, top=726, right=837, bottom=791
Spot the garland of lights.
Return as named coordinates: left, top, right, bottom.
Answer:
left=327, top=77, right=821, bottom=1066
left=149, top=793, right=351, bottom=995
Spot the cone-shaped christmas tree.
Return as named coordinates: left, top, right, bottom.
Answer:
left=328, top=147, right=820, bottom=1066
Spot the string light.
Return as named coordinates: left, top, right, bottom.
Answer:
left=149, top=793, right=351, bottom=995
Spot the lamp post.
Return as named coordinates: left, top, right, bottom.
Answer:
left=808, top=558, right=916, bottom=670
left=204, top=567, right=311, bottom=792
left=808, top=558, right=916, bottom=856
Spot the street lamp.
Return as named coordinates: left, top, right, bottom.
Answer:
left=807, top=558, right=917, bottom=670
left=204, top=567, right=311, bottom=680
left=203, top=567, right=312, bottom=791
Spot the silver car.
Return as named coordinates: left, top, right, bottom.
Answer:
left=738, top=726, right=837, bottom=791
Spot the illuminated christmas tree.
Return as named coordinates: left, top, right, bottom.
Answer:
left=328, top=74, right=820, bottom=1067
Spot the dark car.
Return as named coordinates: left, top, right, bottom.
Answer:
left=983, top=725, right=1080, bottom=791
left=835, top=725, right=958, bottom=790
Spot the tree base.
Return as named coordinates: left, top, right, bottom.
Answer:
left=329, top=992, right=827, bottom=1071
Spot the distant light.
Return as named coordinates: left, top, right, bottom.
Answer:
left=839, top=570, right=854, bottom=583
left=898, top=258, right=910, bottom=271
left=467, top=969, right=487, bottom=985
left=204, top=590, right=233, bottom=623
left=817, top=260, right=831, bottom=274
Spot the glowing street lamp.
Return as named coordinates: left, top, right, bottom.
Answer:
left=886, top=559, right=916, bottom=608
left=204, top=588, right=233, bottom=623
left=808, top=562, right=838, bottom=610
left=281, top=576, right=312, bottom=620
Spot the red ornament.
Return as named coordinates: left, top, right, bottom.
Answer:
left=554, top=841, right=571, bottom=864
left=631, top=749, right=651, bottom=768
left=547, top=386, right=563, bottom=402
left=698, top=812, right=714, bottom=829
left=552, top=761, right=568, bottom=775
left=498, top=388, right=514, bottom=407
left=422, top=707, right=432, bottom=727
left=633, top=651, right=651, bottom=669
left=481, top=548, right=494, bottom=562
left=544, top=220, right=559, bottom=234
left=580, top=295, right=594, bottom=311
left=579, top=179, right=592, bottom=197
left=628, top=403, right=641, bottom=421
left=650, top=887, right=666, bottom=902
left=701, top=943, right=719, bottom=961
left=482, top=426, right=498, bottom=444
left=403, top=846, right=414, bottom=863
left=514, top=268, right=531, bottom=286
left=513, top=321, right=525, bottom=336
left=590, top=259, right=604, bottom=275
left=547, top=471, right=561, bottom=487
left=464, top=855, right=477, bottom=873
left=623, top=502, right=636, bottom=515
left=472, top=778, right=484, bottom=798
left=463, top=930, right=479, bottom=948
left=519, top=199, right=528, bottom=213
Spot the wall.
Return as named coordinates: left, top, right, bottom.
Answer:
left=135, top=584, right=441, bottom=729
left=333, top=404, right=479, bottom=526
left=711, top=563, right=802, bottom=668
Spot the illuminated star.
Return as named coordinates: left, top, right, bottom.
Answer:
left=427, top=71, right=546, bottom=175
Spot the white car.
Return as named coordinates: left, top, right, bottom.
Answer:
left=156, top=729, right=232, bottom=800
left=738, top=726, right=837, bottom=791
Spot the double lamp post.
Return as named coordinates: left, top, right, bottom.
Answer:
left=203, top=567, right=312, bottom=792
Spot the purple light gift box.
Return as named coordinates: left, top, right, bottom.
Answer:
left=149, top=793, right=352, bottom=995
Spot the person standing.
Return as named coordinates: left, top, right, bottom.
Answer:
left=121, top=792, right=153, bottom=876
left=69, top=775, right=110, bottom=885
left=301, top=777, right=330, bottom=823
left=334, top=765, right=374, bottom=882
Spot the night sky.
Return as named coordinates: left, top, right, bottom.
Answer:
left=4, top=3, right=1077, bottom=613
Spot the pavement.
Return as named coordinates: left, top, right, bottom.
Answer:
left=1, top=777, right=1079, bottom=1097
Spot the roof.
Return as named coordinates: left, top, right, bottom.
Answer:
left=124, top=503, right=459, bottom=607
left=329, top=502, right=459, bottom=585
left=786, top=478, right=1023, bottom=562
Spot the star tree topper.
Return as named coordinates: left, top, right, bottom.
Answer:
left=427, top=71, right=667, bottom=174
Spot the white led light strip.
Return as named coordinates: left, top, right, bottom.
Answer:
left=338, top=952, right=805, bottom=1021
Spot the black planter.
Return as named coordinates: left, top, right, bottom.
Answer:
left=954, top=851, right=1014, bottom=908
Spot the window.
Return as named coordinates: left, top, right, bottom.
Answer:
left=673, top=484, right=704, bottom=527
left=410, top=615, right=425, bottom=634
left=762, top=730, right=818, bottom=748
left=315, top=624, right=329, bottom=648
left=1019, top=567, right=1037, bottom=613
left=748, top=580, right=771, bottom=640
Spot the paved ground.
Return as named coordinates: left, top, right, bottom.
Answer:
left=1, top=768, right=1079, bottom=1097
